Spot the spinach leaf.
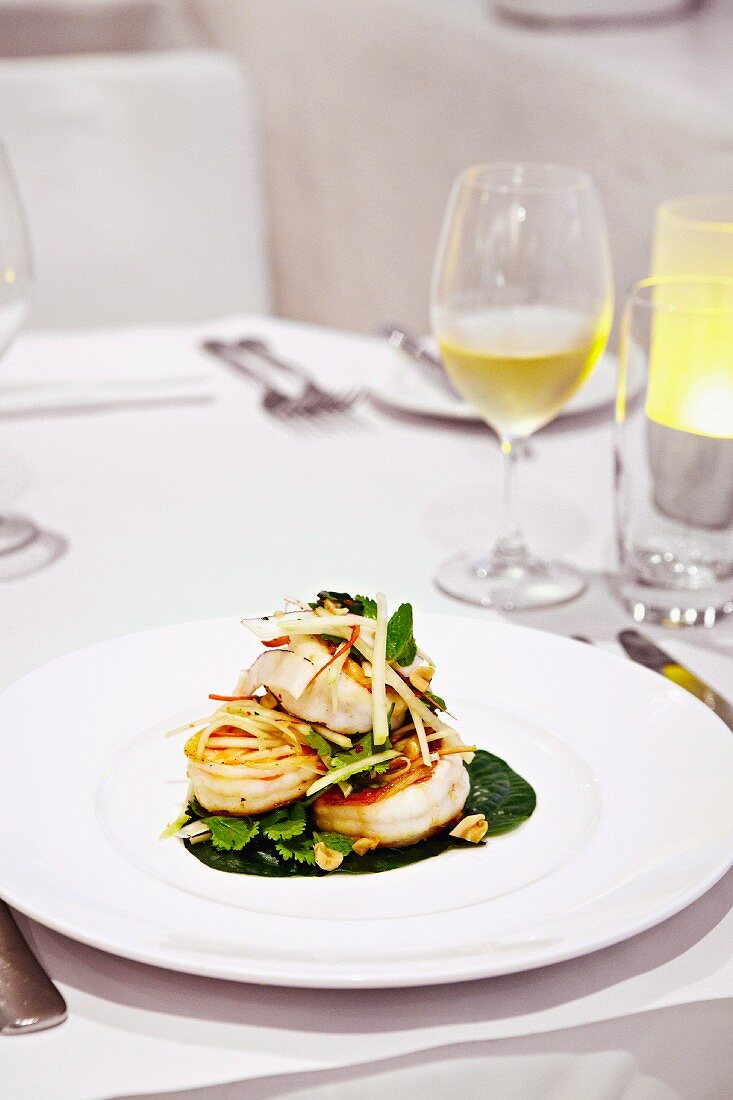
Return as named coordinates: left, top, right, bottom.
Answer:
left=464, top=750, right=537, bottom=836
left=188, top=839, right=320, bottom=877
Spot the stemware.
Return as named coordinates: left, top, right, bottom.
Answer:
left=430, top=162, right=613, bottom=609
left=0, top=142, right=35, bottom=555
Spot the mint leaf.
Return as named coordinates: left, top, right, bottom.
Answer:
left=275, top=835, right=316, bottom=864
left=314, top=831, right=354, bottom=856
left=305, top=729, right=333, bottom=763
left=204, top=816, right=259, bottom=851
left=260, top=802, right=307, bottom=841
left=386, top=603, right=417, bottom=666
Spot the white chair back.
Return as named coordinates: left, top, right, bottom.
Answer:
left=0, top=49, right=270, bottom=327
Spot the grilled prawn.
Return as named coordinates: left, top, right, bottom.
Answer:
left=313, top=754, right=470, bottom=847
left=237, top=635, right=407, bottom=735
left=184, top=728, right=323, bottom=815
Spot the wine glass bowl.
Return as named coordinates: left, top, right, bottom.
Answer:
left=0, top=141, right=36, bottom=555
left=430, top=162, right=613, bottom=610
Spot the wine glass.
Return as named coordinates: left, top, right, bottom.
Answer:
left=430, top=162, right=613, bottom=609
left=0, top=142, right=35, bottom=555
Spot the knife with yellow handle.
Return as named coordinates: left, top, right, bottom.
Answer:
left=618, top=630, right=733, bottom=733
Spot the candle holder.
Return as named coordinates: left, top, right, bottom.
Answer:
left=614, top=277, right=733, bottom=627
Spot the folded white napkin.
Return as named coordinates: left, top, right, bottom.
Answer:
left=0, top=326, right=213, bottom=414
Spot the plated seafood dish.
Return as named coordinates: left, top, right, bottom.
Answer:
left=164, top=591, right=536, bottom=875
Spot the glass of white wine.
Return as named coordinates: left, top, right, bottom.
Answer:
left=431, top=162, right=613, bottom=609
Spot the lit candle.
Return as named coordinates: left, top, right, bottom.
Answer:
left=645, top=285, right=733, bottom=439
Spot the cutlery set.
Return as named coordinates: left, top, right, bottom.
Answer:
left=202, top=337, right=362, bottom=423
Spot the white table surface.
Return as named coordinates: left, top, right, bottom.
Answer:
left=1, top=315, right=732, bottom=1100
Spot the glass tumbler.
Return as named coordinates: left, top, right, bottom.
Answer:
left=615, top=276, right=733, bottom=627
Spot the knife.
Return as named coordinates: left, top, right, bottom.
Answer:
left=0, top=901, right=67, bottom=1033
left=378, top=324, right=462, bottom=399
left=618, top=629, right=733, bottom=732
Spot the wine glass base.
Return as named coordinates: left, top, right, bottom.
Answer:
left=0, top=514, right=41, bottom=556
left=435, top=551, right=587, bottom=611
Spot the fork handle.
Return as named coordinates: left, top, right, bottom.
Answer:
left=237, top=342, right=314, bottom=385
left=201, top=340, right=290, bottom=396
left=0, top=902, right=67, bottom=1033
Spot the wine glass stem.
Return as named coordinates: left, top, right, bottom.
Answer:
left=491, top=438, right=529, bottom=567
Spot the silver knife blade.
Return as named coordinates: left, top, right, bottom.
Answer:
left=618, top=629, right=733, bottom=733
left=378, top=324, right=462, bottom=399
left=0, top=901, right=67, bottom=1033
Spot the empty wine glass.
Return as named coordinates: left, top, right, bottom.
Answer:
left=0, top=142, right=35, bottom=555
left=431, top=162, right=613, bottom=609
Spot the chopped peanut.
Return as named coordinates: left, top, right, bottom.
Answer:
left=259, top=691, right=279, bottom=709
left=323, top=598, right=349, bottom=615
left=313, top=842, right=345, bottom=871
left=352, top=837, right=379, bottom=856
left=409, top=664, right=435, bottom=692
left=397, top=736, right=421, bottom=760
left=449, top=813, right=488, bottom=844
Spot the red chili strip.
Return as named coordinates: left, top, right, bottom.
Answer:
left=304, top=625, right=360, bottom=690
left=208, top=693, right=256, bottom=701
left=261, top=636, right=290, bottom=648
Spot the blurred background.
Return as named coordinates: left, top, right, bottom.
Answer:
left=0, top=0, right=730, bottom=338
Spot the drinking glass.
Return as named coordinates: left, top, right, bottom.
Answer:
left=430, top=162, right=613, bottom=609
left=615, top=276, right=733, bottom=627
left=0, top=143, right=35, bottom=554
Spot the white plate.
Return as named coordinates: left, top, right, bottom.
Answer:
left=370, top=348, right=643, bottom=423
left=2, top=614, right=732, bottom=988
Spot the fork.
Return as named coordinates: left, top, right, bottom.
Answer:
left=202, top=339, right=309, bottom=421
left=233, top=338, right=363, bottom=416
left=203, top=338, right=361, bottom=422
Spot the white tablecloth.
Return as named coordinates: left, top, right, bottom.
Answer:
left=1, top=316, right=731, bottom=1099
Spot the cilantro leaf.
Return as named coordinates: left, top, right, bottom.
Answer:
left=314, top=831, right=354, bottom=856
left=314, top=591, right=377, bottom=619
left=204, top=816, right=260, bottom=851
left=355, top=595, right=377, bottom=619
left=305, top=729, right=333, bottom=764
left=260, top=802, right=307, bottom=841
left=386, top=603, right=417, bottom=666
left=328, top=733, right=394, bottom=786
left=330, top=732, right=386, bottom=770
left=275, top=835, right=316, bottom=864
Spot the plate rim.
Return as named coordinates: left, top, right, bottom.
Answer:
left=370, top=348, right=639, bottom=424
left=2, top=612, right=733, bottom=988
